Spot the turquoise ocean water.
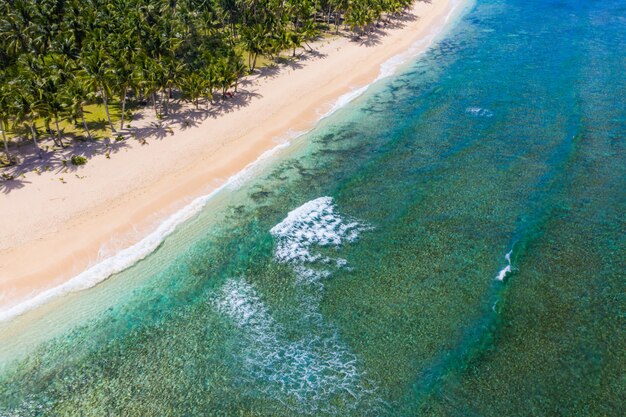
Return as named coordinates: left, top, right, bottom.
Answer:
left=1, top=0, right=624, bottom=415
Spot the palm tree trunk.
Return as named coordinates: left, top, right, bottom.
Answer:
left=80, top=108, right=92, bottom=140
left=101, top=89, right=116, bottom=132
left=54, top=117, right=64, bottom=148
left=29, top=122, right=41, bottom=156
left=1, top=123, right=10, bottom=162
left=152, top=92, right=159, bottom=116
left=252, top=53, right=258, bottom=71
left=120, top=86, right=128, bottom=130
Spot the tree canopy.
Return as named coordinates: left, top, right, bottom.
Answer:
left=0, top=0, right=417, bottom=165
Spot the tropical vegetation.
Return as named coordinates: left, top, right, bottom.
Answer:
left=0, top=0, right=417, bottom=166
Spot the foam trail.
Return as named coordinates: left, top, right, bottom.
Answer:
left=495, top=250, right=513, bottom=281
left=0, top=141, right=290, bottom=323
left=213, top=279, right=376, bottom=414
left=212, top=198, right=379, bottom=413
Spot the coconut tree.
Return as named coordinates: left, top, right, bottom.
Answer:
left=345, top=3, right=369, bottom=37
left=213, top=56, right=240, bottom=98
left=240, top=24, right=266, bottom=71
left=162, top=56, right=186, bottom=115
left=35, top=54, right=73, bottom=148
left=138, top=56, right=167, bottom=117
left=180, top=72, right=209, bottom=109
left=0, top=7, right=30, bottom=56
left=9, top=56, right=47, bottom=154
left=110, top=32, right=139, bottom=130
left=11, top=84, right=42, bottom=157
left=230, top=55, right=247, bottom=93
left=0, top=84, right=13, bottom=163
left=62, top=76, right=96, bottom=140
left=80, top=44, right=116, bottom=132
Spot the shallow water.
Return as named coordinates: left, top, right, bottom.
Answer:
left=1, top=0, right=624, bottom=415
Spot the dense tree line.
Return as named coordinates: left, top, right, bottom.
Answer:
left=0, top=0, right=416, bottom=164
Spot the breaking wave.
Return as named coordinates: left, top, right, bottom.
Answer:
left=495, top=250, right=513, bottom=281
left=465, top=106, right=494, bottom=118
left=213, top=279, right=378, bottom=415
left=270, top=196, right=370, bottom=270
left=212, top=197, right=380, bottom=414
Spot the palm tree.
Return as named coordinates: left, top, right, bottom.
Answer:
left=113, top=60, right=136, bottom=130
left=162, top=56, right=186, bottom=115
left=180, top=72, right=208, bottom=109
left=12, top=87, right=42, bottom=157
left=0, top=0, right=417, bottom=168
left=345, top=4, right=369, bottom=38
left=0, top=81, right=14, bottom=163
left=138, top=56, right=166, bottom=117
left=230, top=56, right=247, bottom=93
left=11, top=56, right=45, bottom=154
left=0, top=8, right=29, bottom=56
left=80, top=45, right=116, bottom=132
left=0, top=116, right=11, bottom=165
left=62, top=76, right=96, bottom=140
left=240, top=24, right=266, bottom=71
left=110, top=33, right=138, bottom=130
left=36, top=54, right=73, bottom=148
left=214, top=56, right=240, bottom=98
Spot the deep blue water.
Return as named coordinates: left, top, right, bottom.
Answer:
left=0, top=0, right=624, bottom=415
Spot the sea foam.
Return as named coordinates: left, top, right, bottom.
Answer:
left=213, top=279, right=376, bottom=414
left=213, top=198, right=378, bottom=413
left=495, top=250, right=513, bottom=281
left=466, top=107, right=494, bottom=118
left=270, top=196, right=369, bottom=267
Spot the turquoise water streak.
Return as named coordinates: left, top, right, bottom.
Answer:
left=1, top=0, right=624, bottom=415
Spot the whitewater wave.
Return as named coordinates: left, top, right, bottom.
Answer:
left=320, top=86, right=370, bottom=120
left=212, top=198, right=380, bottom=413
left=213, top=279, right=377, bottom=414
left=466, top=107, right=494, bottom=118
left=270, top=196, right=369, bottom=267
left=495, top=250, right=513, bottom=281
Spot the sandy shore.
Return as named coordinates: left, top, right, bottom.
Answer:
left=0, top=0, right=458, bottom=317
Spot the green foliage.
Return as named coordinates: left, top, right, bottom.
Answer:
left=70, top=155, right=87, bottom=166
left=0, top=0, right=417, bottom=166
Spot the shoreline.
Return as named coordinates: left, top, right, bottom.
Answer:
left=0, top=0, right=462, bottom=321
